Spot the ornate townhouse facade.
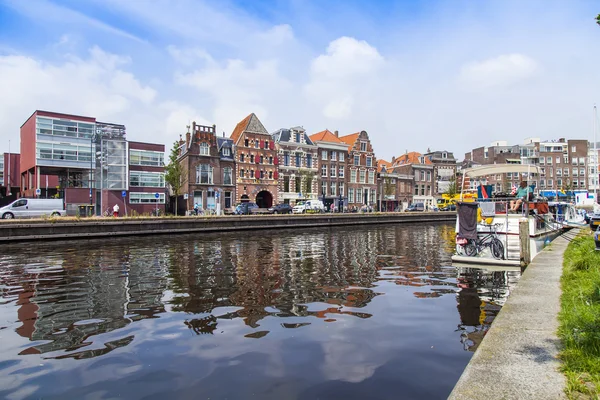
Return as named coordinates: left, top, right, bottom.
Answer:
left=392, top=152, right=436, bottom=209
left=309, top=129, right=348, bottom=210
left=272, top=126, right=318, bottom=204
left=178, top=122, right=235, bottom=214
left=230, top=113, right=278, bottom=208
left=340, top=131, right=377, bottom=210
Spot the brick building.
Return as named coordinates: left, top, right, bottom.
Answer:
left=464, top=138, right=590, bottom=194
left=339, top=131, right=377, bottom=210
left=377, top=159, right=414, bottom=211
left=230, top=113, right=278, bottom=208
left=19, top=110, right=165, bottom=216
left=392, top=152, right=436, bottom=209
left=308, top=129, right=348, bottom=210
left=272, top=126, right=318, bottom=205
left=127, top=141, right=166, bottom=215
left=422, top=150, right=458, bottom=196
left=177, top=122, right=235, bottom=214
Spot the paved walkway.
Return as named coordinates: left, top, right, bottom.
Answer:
left=449, top=233, right=570, bottom=400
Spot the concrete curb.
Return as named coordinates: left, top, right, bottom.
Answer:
left=448, top=231, right=571, bottom=400
left=0, top=212, right=456, bottom=242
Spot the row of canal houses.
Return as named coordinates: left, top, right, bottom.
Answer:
left=176, top=113, right=457, bottom=213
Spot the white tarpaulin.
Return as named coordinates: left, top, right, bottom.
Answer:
left=463, top=164, right=541, bottom=178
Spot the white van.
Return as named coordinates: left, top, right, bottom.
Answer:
left=292, top=199, right=325, bottom=214
left=0, top=198, right=66, bottom=219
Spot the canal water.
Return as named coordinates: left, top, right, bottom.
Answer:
left=0, top=223, right=520, bottom=399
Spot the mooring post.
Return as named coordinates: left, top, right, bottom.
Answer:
left=519, top=219, right=530, bottom=266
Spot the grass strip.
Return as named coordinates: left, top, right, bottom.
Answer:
left=559, top=231, right=600, bottom=399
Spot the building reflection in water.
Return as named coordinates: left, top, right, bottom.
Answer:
left=0, top=222, right=519, bottom=360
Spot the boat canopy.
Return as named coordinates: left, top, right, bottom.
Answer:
left=462, top=164, right=541, bottom=178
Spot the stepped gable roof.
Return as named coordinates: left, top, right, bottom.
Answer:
left=393, top=151, right=432, bottom=166
left=338, top=132, right=360, bottom=151
left=377, top=159, right=392, bottom=173
left=309, top=129, right=344, bottom=144
left=230, top=113, right=268, bottom=143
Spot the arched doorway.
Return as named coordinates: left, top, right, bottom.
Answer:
left=240, top=194, right=250, bottom=203
left=256, top=191, right=273, bottom=208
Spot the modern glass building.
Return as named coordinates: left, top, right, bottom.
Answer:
left=20, top=110, right=164, bottom=215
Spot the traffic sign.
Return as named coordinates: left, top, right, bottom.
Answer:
left=183, top=193, right=189, bottom=200
left=35, top=188, right=41, bottom=196
left=155, top=193, right=159, bottom=199
left=122, top=190, right=127, bottom=197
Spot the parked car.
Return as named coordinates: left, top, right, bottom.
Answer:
left=440, top=204, right=456, bottom=211
left=0, top=198, right=65, bottom=219
left=268, top=203, right=293, bottom=214
left=292, top=200, right=325, bottom=214
left=404, top=203, right=425, bottom=212
left=234, top=202, right=259, bottom=215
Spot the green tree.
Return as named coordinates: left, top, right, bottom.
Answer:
left=383, top=177, right=395, bottom=211
left=165, top=140, right=187, bottom=215
left=445, top=175, right=458, bottom=197
left=596, top=13, right=600, bottom=26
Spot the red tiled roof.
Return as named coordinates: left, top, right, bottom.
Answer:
left=230, top=113, right=253, bottom=143
left=377, top=159, right=392, bottom=173
left=392, top=152, right=432, bottom=166
left=338, top=132, right=360, bottom=151
left=309, top=129, right=344, bottom=144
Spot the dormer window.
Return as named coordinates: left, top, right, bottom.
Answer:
left=223, top=147, right=231, bottom=157
left=442, top=152, right=447, bottom=159
left=199, top=142, right=209, bottom=156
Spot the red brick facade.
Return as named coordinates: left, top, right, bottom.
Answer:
left=231, top=114, right=278, bottom=208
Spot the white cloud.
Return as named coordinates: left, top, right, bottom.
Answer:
left=304, top=37, right=384, bottom=120
left=0, top=46, right=204, bottom=151
left=459, top=54, right=538, bottom=89
left=2, top=0, right=600, bottom=161
left=175, top=58, right=293, bottom=134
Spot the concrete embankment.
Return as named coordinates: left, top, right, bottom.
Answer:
left=449, top=232, right=572, bottom=400
left=0, top=212, right=455, bottom=242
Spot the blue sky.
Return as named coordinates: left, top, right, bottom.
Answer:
left=1, top=0, right=599, bottom=159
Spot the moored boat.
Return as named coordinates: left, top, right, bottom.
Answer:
left=452, top=164, right=564, bottom=266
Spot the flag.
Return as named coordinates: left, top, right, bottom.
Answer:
left=510, top=183, right=517, bottom=195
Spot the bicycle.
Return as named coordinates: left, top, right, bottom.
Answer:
left=457, top=223, right=505, bottom=260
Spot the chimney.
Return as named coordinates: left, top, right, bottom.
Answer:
left=186, top=131, right=190, bottom=147
left=392, top=156, right=396, bottom=164
left=334, top=130, right=338, bottom=137
left=213, top=124, right=217, bottom=134
left=223, top=131, right=225, bottom=138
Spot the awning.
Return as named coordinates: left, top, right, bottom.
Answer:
left=463, top=164, right=541, bottom=178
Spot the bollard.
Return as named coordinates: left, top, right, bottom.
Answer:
left=595, top=227, right=600, bottom=251
left=519, top=219, right=530, bottom=266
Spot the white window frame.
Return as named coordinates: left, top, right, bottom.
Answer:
left=199, top=142, right=210, bottom=156
left=368, top=170, right=375, bottom=184
left=129, top=192, right=165, bottom=204
left=223, top=167, right=233, bottom=185
left=321, top=150, right=328, bottom=160
left=196, top=164, right=213, bottom=184
left=321, top=164, right=327, bottom=177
